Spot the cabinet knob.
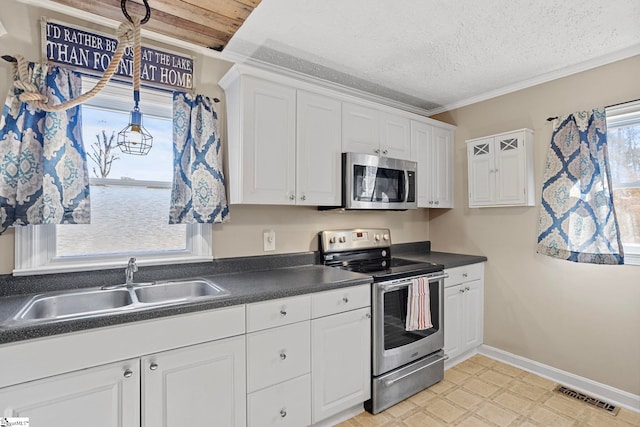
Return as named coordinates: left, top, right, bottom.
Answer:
left=300, top=194, right=306, bottom=201
left=123, top=369, right=134, bottom=378
left=462, top=273, right=468, bottom=278
left=382, top=149, right=388, bottom=155
left=435, top=201, right=440, bottom=205
left=289, top=194, right=295, bottom=201
left=459, top=289, right=465, bottom=293
left=365, top=313, right=371, bottom=319
left=280, top=309, right=287, bottom=316
left=342, top=297, right=349, bottom=304
left=150, top=362, right=159, bottom=371
left=280, top=409, right=287, bottom=418
left=429, top=201, right=434, bottom=205
left=374, top=148, right=381, bottom=154
left=465, top=286, right=470, bottom=291
left=280, top=352, right=287, bottom=360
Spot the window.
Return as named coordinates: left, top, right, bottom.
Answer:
left=14, top=78, right=211, bottom=275
left=607, top=100, right=640, bottom=265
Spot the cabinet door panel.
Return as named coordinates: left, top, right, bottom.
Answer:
left=444, top=285, right=463, bottom=359
left=311, top=307, right=371, bottom=423
left=468, top=138, right=494, bottom=206
left=431, top=127, right=453, bottom=207
left=495, top=133, right=526, bottom=205
left=462, top=280, right=483, bottom=350
left=142, top=336, right=246, bottom=427
left=242, top=77, right=296, bottom=204
left=297, top=91, right=342, bottom=205
left=0, top=359, right=139, bottom=427
left=380, top=112, right=411, bottom=160
left=411, top=121, right=433, bottom=207
left=342, top=102, right=379, bottom=154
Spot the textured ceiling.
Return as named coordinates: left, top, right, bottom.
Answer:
left=222, top=0, right=640, bottom=114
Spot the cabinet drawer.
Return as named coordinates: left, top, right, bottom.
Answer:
left=247, top=321, right=310, bottom=392
left=445, top=263, right=484, bottom=287
left=246, top=294, right=311, bottom=333
left=311, top=285, right=370, bottom=318
left=247, top=374, right=311, bottom=427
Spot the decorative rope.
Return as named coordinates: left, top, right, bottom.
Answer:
left=11, top=16, right=142, bottom=112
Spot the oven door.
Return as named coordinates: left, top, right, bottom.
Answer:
left=372, top=273, right=445, bottom=376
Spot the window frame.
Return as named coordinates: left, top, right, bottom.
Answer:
left=606, top=100, right=640, bottom=266
left=13, top=77, right=213, bottom=276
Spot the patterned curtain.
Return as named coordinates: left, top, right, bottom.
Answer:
left=170, top=92, right=229, bottom=224
left=0, top=64, right=90, bottom=233
left=536, top=108, right=624, bottom=264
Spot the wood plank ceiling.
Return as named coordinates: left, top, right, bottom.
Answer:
left=51, top=0, right=262, bottom=51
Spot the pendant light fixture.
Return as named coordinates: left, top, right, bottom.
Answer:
left=117, top=0, right=153, bottom=156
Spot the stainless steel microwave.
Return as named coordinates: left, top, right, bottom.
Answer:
left=342, top=152, right=417, bottom=210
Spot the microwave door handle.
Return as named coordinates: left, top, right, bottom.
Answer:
left=404, top=169, right=410, bottom=202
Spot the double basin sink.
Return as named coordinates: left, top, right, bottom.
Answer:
left=7, top=279, right=229, bottom=326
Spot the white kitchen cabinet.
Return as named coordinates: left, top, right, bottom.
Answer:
left=342, top=102, right=412, bottom=160
left=223, top=74, right=297, bottom=204
left=247, top=374, right=311, bottom=427
left=411, top=121, right=454, bottom=208
left=296, top=90, right=342, bottom=205
left=466, top=128, right=535, bottom=207
left=444, top=263, right=484, bottom=362
left=311, top=306, right=371, bottom=423
left=0, top=359, right=140, bottom=427
left=142, top=336, right=246, bottom=427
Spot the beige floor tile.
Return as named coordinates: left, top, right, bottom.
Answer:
left=424, top=397, right=467, bottom=423
left=445, top=388, right=483, bottom=409
left=429, top=379, right=457, bottom=395
left=543, top=394, right=588, bottom=419
left=617, top=408, right=640, bottom=426
left=492, top=390, right=534, bottom=414
left=508, top=381, right=550, bottom=402
left=470, top=354, right=498, bottom=367
left=407, top=389, right=438, bottom=406
left=475, top=401, right=520, bottom=426
left=527, top=406, right=576, bottom=427
left=445, top=368, right=472, bottom=385
left=491, top=363, right=525, bottom=378
left=520, top=372, right=556, bottom=390
left=456, top=360, right=486, bottom=375
left=335, top=420, right=360, bottom=427
left=462, top=378, right=501, bottom=398
left=402, top=410, right=446, bottom=427
left=478, top=370, right=513, bottom=387
left=350, top=411, right=394, bottom=427
left=455, top=414, right=495, bottom=427
left=516, top=422, right=540, bottom=427
left=385, top=399, right=418, bottom=419
left=581, top=409, right=636, bottom=427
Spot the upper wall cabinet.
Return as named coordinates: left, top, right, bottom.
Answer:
left=342, top=102, right=412, bottom=160
left=466, top=128, right=535, bottom=208
left=411, top=121, right=454, bottom=208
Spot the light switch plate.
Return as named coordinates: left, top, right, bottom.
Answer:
left=263, top=230, right=275, bottom=251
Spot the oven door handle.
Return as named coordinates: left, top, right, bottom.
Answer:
left=383, top=354, right=448, bottom=387
left=381, top=273, right=448, bottom=292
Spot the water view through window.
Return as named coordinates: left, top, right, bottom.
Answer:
left=56, top=106, right=186, bottom=257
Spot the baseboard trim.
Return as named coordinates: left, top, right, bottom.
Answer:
left=310, top=404, right=364, bottom=427
left=478, top=345, right=640, bottom=413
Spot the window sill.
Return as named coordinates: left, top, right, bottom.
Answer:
left=623, top=253, right=640, bottom=266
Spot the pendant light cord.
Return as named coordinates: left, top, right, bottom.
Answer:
left=9, top=16, right=142, bottom=112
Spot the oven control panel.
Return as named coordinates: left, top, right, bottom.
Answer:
left=320, top=228, right=391, bottom=253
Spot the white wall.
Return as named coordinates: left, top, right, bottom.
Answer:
left=431, top=55, right=640, bottom=396
left=0, top=1, right=430, bottom=274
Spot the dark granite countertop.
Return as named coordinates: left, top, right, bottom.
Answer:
left=0, top=242, right=486, bottom=346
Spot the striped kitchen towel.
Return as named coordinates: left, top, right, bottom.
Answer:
left=405, top=277, right=432, bottom=331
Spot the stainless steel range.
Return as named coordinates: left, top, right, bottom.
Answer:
left=319, top=228, right=447, bottom=414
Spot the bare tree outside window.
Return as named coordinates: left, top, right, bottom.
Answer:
left=87, top=130, right=119, bottom=178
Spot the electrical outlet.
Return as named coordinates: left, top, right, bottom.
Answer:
left=263, top=230, right=276, bottom=251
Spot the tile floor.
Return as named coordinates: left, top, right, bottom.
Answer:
left=337, top=355, right=640, bottom=427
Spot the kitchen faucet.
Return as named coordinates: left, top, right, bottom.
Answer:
left=125, top=257, right=138, bottom=288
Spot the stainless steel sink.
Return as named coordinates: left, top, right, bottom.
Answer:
left=7, top=278, right=229, bottom=326
left=135, top=279, right=229, bottom=304
left=14, top=289, right=134, bottom=323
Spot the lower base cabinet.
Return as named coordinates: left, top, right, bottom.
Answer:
left=0, top=358, right=140, bottom=427
left=311, top=307, right=371, bottom=423
left=247, top=374, right=311, bottom=427
left=142, top=335, right=246, bottom=427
